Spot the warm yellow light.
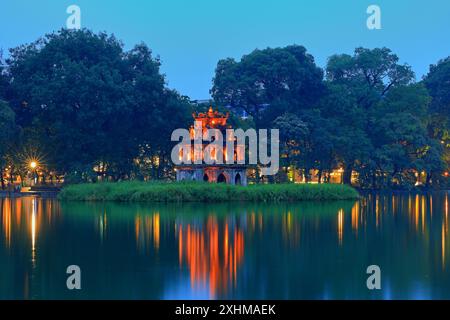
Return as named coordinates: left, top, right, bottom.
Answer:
left=30, top=161, right=37, bottom=169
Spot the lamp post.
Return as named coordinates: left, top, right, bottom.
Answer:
left=29, top=161, right=38, bottom=186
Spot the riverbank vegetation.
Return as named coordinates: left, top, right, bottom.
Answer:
left=58, top=182, right=359, bottom=202
left=1, top=29, right=449, bottom=190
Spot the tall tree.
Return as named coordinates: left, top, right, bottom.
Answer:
left=6, top=29, right=188, bottom=181
left=324, top=48, right=415, bottom=184
left=326, top=47, right=415, bottom=109
left=317, top=83, right=372, bottom=184
left=0, top=50, right=8, bottom=100
left=0, top=100, right=17, bottom=189
left=424, top=56, right=450, bottom=118
left=273, top=112, right=309, bottom=181
left=367, top=84, right=438, bottom=188
left=424, top=57, right=450, bottom=177
left=212, top=45, right=324, bottom=128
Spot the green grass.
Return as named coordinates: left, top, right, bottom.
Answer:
left=58, top=181, right=359, bottom=202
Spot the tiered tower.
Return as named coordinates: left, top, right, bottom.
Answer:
left=175, top=107, right=248, bottom=185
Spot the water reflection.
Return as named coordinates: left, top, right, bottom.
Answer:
left=0, top=192, right=450, bottom=299
left=176, top=217, right=244, bottom=298
left=134, top=213, right=160, bottom=252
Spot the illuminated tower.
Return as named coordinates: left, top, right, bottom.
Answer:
left=175, top=107, right=248, bottom=185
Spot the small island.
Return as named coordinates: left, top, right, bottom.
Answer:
left=58, top=181, right=359, bottom=202
left=57, top=107, right=359, bottom=203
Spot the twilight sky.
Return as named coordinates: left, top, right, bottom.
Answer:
left=1, top=0, right=450, bottom=99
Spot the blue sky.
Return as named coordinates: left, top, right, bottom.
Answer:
left=1, top=0, right=450, bottom=99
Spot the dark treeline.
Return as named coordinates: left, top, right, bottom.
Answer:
left=0, top=29, right=449, bottom=189
left=0, top=29, right=192, bottom=186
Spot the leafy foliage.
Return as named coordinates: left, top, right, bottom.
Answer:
left=0, top=31, right=449, bottom=189
left=58, top=181, right=359, bottom=202
left=5, top=29, right=191, bottom=181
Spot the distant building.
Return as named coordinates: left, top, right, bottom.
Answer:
left=224, top=103, right=270, bottom=120
left=190, top=99, right=213, bottom=105
left=175, top=107, right=248, bottom=185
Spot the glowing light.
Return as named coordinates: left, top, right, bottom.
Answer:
left=31, top=198, right=37, bottom=267
left=442, top=223, right=446, bottom=269
left=2, top=198, right=12, bottom=248
left=30, top=161, right=37, bottom=169
left=338, top=209, right=344, bottom=245
left=351, top=202, right=359, bottom=234
left=32, top=209, right=36, bottom=251
left=446, top=193, right=448, bottom=220
left=422, top=195, right=426, bottom=234
left=415, top=194, right=420, bottom=231
left=153, top=213, right=160, bottom=250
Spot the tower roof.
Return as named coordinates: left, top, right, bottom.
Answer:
left=193, top=107, right=229, bottom=129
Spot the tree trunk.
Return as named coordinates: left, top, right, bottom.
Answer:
left=388, top=168, right=398, bottom=189
left=157, top=156, right=163, bottom=180
left=426, top=171, right=432, bottom=188
left=255, top=166, right=261, bottom=184
left=317, top=169, right=323, bottom=184
left=304, top=168, right=310, bottom=183
left=9, top=165, right=14, bottom=185
left=372, top=171, right=377, bottom=189
left=0, top=165, right=5, bottom=190
left=343, top=165, right=352, bottom=185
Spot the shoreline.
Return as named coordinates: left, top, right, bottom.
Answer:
left=3, top=185, right=448, bottom=201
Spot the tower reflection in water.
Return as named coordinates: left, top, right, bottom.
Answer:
left=177, top=217, right=244, bottom=298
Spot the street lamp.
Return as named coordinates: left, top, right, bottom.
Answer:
left=29, top=161, right=38, bottom=185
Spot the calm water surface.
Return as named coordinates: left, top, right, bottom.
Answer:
left=1, top=193, right=449, bottom=299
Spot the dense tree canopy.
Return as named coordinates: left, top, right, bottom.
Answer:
left=424, top=56, right=450, bottom=184
left=0, top=30, right=448, bottom=189
left=3, top=29, right=191, bottom=183
left=425, top=57, right=450, bottom=117
left=213, top=46, right=448, bottom=188
left=0, top=52, right=8, bottom=100
left=211, top=45, right=324, bottom=128
left=0, top=100, right=18, bottom=189
left=326, top=47, right=415, bottom=108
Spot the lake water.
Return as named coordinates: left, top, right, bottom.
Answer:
left=0, top=192, right=449, bottom=299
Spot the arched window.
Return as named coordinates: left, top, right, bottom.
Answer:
left=217, top=173, right=226, bottom=183
left=235, top=173, right=241, bottom=185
